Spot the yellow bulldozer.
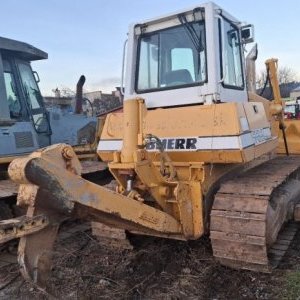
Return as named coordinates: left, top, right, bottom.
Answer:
left=5, top=1, right=300, bottom=287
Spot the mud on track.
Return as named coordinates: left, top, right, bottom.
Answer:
left=0, top=222, right=300, bottom=299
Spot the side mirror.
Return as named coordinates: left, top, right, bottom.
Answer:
left=241, top=24, right=254, bottom=44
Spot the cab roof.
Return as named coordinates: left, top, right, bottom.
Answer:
left=132, top=2, right=239, bottom=29
left=0, top=36, right=48, bottom=61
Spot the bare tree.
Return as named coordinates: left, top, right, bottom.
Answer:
left=278, top=66, right=297, bottom=84
left=257, top=69, right=267, bottom=89
left=257, top=66, right=297, bottom=89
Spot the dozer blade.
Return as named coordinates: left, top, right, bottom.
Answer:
left=8, top=144, right=182, bottom=286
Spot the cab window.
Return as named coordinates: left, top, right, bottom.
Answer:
left=136, top=21, right=206, bottom=92
left=219, top=19, right=244, bottom=88
left=17, top=62, right=49, bottom=133
left=17, top=62, right=42, bottom=110
left=3, top=60, right=22, bottom=119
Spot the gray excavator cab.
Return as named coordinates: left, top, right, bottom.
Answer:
left=0, top=37, right=51, bottom=157
left=0, top=36, right=97, bottom=160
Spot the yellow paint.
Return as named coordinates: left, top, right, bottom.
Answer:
left=98, top=101, right=276, bottom=164
left=276, top=120, right=300, bottom=154
left=97, top=99, right=278, bottom=239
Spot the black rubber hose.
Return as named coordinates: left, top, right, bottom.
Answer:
left=259, top=68, right=270, bottom=97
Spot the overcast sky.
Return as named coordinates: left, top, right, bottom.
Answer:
left=1, top=0, right=299, bottom=95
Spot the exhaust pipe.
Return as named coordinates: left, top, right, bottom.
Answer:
left=75, top=75, right=86, bottom=114
left=246, top=43, right=258, bottom=93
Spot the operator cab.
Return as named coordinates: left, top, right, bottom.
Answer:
left=0, top=37, right=51, bottom=156
left=0, top=37, right=49, bottom=125
left=124, top=2, right=254, bottom=108
left=0, top=37, right=97, bottom=159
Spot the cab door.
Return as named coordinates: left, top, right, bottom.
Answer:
left=16, top=60, right=51, bottom=147
left=0, top=57, right=40, bottom=157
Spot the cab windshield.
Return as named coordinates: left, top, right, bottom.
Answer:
left=17, top=61, right=49, bottom=133
left=136, top=21, right=206, bottom=92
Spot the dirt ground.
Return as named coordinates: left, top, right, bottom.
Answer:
left=0, top=222, right=300, bottom=300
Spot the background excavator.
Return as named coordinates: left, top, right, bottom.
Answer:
left=5, top=1, right=300, bottom=287
left=0, top=36, right=110, bottom=221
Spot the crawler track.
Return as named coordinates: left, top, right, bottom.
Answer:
left=211, top=156, right=300, bottom=272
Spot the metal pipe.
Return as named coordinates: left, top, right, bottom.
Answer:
left=126, top=176, right=133, bottom=192
left=280, top=121, right=289, bottom=156
left=246, top=43, right=258, bottom=93
left=75, top=75, right=86, bottom=114
left=120, top=39, right=128, bottom=96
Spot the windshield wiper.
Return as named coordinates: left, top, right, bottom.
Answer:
left=178, top=15, right=202, bottom=52
left=178, top=8, right=205, bottom=74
